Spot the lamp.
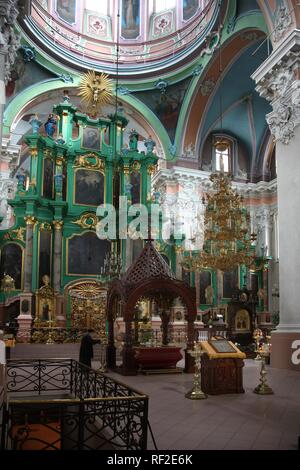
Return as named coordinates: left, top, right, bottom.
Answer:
left=100, top=242, right=122, bottom=279
left=181, top=172, right=256, bottom=272
left=181, top=3, right=256, bottom=273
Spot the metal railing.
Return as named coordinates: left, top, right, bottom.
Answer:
left=1, top=359, right=149, bottom=451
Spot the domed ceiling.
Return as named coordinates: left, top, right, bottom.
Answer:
left=21, top=0, right=219, bottom=76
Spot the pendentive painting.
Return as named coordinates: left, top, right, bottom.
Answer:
left=74, top=169, right=104, bottom=206
left=43, top=158, right=54, bottom=199
left=67, top=232, right=111, bottom=275
left=183, top=0, right=199, bottom=21
left=56, top=0, right=76, bottom=24
left=82, top=126, right=101, bottom=151
left=121, top=0, right=140, bottom=39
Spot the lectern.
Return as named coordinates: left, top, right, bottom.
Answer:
left=200, top=339, right=246, bottom=394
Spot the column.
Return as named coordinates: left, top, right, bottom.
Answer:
left=23, top=216, right=35, bottom=292
left=252, top=30, right=300, bottom=370
left=53, top=220, right=63, bottom=291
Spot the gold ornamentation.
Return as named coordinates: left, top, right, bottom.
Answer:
left=24, top=216, right=36, bottom=226
left=74, top=153, right=105, bottom=170
left=72, top=213, right=99, bottom=230
left=35, top=275, right=56, bottom=327
left=182, top=172, right=256, bottom=272
left=253, top=351, right=274, bottom=395
left=123, top=165, right=130, bottom=175
left=39, top=222, right=52, bottom=231
left=53, top=220, right=64, bottom=231
left=131, top=161, right=141, bottom=173
left=147, top=164, right=157, bottom=176
left=1, top=274, right=16, bottom=292
left=44, top=149, right=53, bottom=159
left=30, top=148, right=38, bottom=158
left=4, top=227, right=26, bottom=242
left=69, top=281, right=108, bottom=341
left=56, top=156, right=65, bottom=166
left=185, top=343, right=207, bottom=400
left=78, top=70, right=113, bottom=113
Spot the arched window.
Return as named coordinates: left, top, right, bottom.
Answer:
left=155, top=0, right=176, bottom=13
left=213, top=136, right=232, bottom=174
left=85, top=0, right=108, bottom=15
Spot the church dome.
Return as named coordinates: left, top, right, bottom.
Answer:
left=21, top=0, right=219, bottom=76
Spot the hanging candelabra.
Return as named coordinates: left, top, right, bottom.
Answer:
left=182, top=170, right=256, bottom=272
left=100, top=243, right=122, bottom=280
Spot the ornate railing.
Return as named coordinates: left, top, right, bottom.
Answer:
left=1, top=359, right=148, bottom=450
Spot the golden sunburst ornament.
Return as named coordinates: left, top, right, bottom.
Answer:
left=78, top=70, right=113, bottom=113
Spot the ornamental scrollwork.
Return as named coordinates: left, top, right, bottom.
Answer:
left=72, top=213, right=99, bottom=230
left=74, top=153, right=105, bottom=170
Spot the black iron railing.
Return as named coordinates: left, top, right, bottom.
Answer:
left=1, top=359, right=148, bottom=450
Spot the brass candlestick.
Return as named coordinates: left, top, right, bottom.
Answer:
left=46, top=320, right=54, bottom=344
left=253, top=351, right=274, bottom=395
left=185, top=343, right=207, bottom=400
left=253, top=328, right=263, bottom=360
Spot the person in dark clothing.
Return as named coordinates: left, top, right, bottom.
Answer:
left=79, top=329, right=96, bottom=368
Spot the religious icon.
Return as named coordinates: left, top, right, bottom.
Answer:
left=43, top=158, right=54, bottom=199
left=183, top=0, right=199, bottom=21
left=41, top=301, right=50, bottom=321
left=56, top=0, right=76, bottom=24
left=235, top=309, right=250, bottom=331
left=74, top=169, right=104, bottom=206
left=121, top=0, right=140, bottom=39
left=82, top=127, right=101, bottom=150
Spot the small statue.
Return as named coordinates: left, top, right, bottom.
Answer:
left=1, top=273, right=15, bottom=292
left=16, top=170, right=26, bottom=190
left=144, top=135, right=156, bottom=154
left=129, top=129, right=139, bottom=151
left=29, top=114, right=42, bottom=134
left=62, top=90, right=70, bottom=103
left=56, top=134, right=65, bottom=145
left=44, top=114, right=57, bottom=138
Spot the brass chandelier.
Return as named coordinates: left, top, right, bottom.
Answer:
left=181, top=170, right=256, bottom=272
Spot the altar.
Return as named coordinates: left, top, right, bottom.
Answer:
left=134, top=346, right=182, bottom=373
left=200, top=340, right=246, bottom=394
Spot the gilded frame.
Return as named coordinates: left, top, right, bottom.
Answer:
left=65, top=231, right=111, bottom=277
left=73, top=167, right=105, bottom=207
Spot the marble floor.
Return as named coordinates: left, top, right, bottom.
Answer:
left=105, top=360, right=300, bottom=450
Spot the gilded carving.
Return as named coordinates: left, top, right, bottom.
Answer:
left=69, top=282, right=108, bottom=341
left=131, top=161, right=141, bottom=173
left=53, top=220, right=64, bottom=230
left=1, top=274, right=15, bottom=292
left=39, top=222, right=52, bottom=231
left=4, top=226, right=26, bottom=242
left=147, top=164, right=157, bottom=176
left=72, top=212, right=99, bottom=229
left=74, top=153, right=105, bottom=170
left=24, top=215, right=36, bottom=226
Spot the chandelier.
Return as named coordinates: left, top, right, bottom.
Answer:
left=100, top=246, right=122, bottom=279
left=181, top=171, right=256, bottom=272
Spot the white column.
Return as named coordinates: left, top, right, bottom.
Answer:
left=252, top=29, right=300, bottom=370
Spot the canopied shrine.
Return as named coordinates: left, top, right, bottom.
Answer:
left=0, top=0, right=300, bottom=452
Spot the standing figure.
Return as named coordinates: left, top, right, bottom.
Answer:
left=44, top=114, right=57, bottom=138
left=79, top=329, right=99, bottom=368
